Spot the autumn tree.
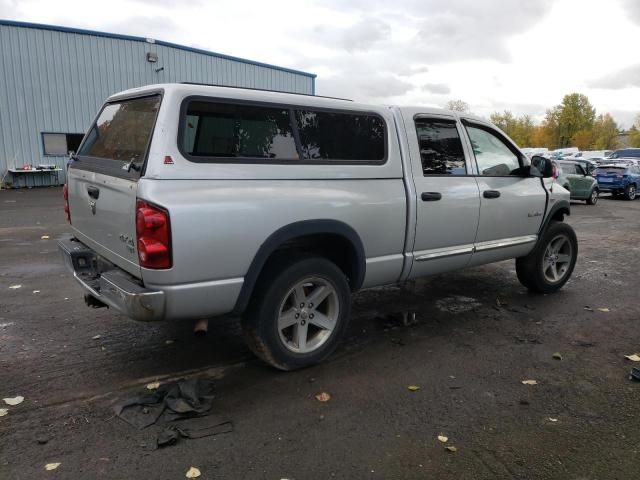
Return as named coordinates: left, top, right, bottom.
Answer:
left=446, top=99, right=469, bottom=113
left=542, top=93, right=595, bottom=148
left=629, top=115, right=640, bottom=148
left=591, top=113, right=619, bottom=149
left=490, top=110, right=536, bottom=146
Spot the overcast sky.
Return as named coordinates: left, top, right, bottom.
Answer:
left=2, top=0, right=639, bottom=127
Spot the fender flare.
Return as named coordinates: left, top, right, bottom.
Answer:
left=539, top=199, right=570, bottom=236
left=232, top=219, right=366, bottom=315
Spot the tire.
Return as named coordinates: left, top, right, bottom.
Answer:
left=242, top=256, right=352, bottom=371
left=586, top=188, right=598, bottom=205
left=516, top=221, right=578, bottom=294
left=624, top=184, right=637, bottom=200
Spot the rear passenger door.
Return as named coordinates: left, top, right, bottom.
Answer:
left=405, top=115, right=481, bottom=278
left=462, top=121, right=546, bottom=266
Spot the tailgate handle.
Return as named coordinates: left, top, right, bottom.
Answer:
left=483, top=190, right=501, bottom=199
left=87, top=186, right=100, bottom=199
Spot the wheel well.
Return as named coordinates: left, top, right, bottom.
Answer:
left=551, top=209, right=566, bottom=223
left=265, top=234, right=360, bottom=290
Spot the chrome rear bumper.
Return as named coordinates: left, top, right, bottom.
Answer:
left=58, top=236, right=165, bottom=321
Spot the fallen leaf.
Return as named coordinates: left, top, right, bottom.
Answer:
left=552, top=352, right=563, bottom=360
left=45, top=463, right=61, bottom=471
left=438, top=435, right=448, bottom=443
left=9, top=285, right=21, bottom=289
left=146, top=382, right=160, bottom=390
left=315, top=392, right=331, bottom=402
left=185, top=466, right=201, bottom=478
left=445, top=446, right=458, bottom=452
left=41, top=235, right=50, bottom=240
left=548, top=417, right=558, bottom=422
left=3, top=396, right=24, bottom=406
left=165, top=340, right=175, bottom=345
left=32, top=290, right=40, bottom=294
left=625, top=354, right=640, bottom=362
left=92, top=335, right=101, bottom=340
left=583, top=306, right=594, bottom=312
left=0, top=408, right=8, bottom=417
left=407, top=385, right=420, bottom=392
left=521, top=380, right=538, bottom=385
left=597, top=308, right=610, bottom=312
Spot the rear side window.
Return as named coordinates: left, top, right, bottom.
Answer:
left=79, top=95, right=160, bottom=165
left=414, top=118, right=466, bottom=175
left=295, top=110, right=385, bottom=161
left=182, top=101, right=298, bottom=160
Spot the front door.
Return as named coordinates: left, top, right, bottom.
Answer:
left=461, top=121, right=547, bottom=267
left=404, top=114, right=481, bottom=278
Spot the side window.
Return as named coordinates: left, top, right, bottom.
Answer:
left=575, top=164, right=586, bottom=175
left=181, top=101, right=298, bottom=160
left=414, top=118, right=466, bottom=175
left=465, top=125, right=522, bottom=176
left=295, top=110, right=385, bottom=161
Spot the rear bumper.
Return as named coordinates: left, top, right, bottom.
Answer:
left=58, top=236, right=165, bottom=321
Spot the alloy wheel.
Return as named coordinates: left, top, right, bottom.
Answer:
left=542, top=234, right=573, bottom=284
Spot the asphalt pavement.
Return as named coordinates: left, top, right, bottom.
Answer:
left=1, top=187, right=639, bottom=479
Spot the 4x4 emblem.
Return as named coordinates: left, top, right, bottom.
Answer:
left=89, top=200, right=96, bottom=215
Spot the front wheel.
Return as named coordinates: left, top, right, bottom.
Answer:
left=242, top=256, right=351, bottom=371
left=624, top=184, right=637, bottom=200
left=516, top=221, right=578, bottom=294
left=586, top=188, right=598, bottom=205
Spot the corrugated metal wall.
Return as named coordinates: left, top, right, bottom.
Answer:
left=0, top=22, right=315, bottom=187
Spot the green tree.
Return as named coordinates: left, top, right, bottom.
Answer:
left=629, top=115, right=640, bottom=147
left=445, top=99, right=469, bottom=113
left=490, top=110, right=536, bottom=146
left=542, top=93, right=596, bottom=148
left=591, top=113, right=619, bottom=149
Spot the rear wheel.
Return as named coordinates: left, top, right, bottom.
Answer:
left=516, top=221, right=578, bottom=294
left=242, top=256, right=351, bottom=371
left=586, top=188, right=598, bottom=205
left=624, top=184, right=637, bottom=200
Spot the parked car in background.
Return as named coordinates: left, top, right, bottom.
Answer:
left=555, top=160, right=599, bottom=204
left=609, top=148, right=640, bottom=159
left=572, top=158, right=598, bottom=175
left=594, top=164, right=640, bottom=200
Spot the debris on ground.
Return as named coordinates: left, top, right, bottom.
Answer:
left=437, top=435, right=448, bottom=443
left=3, top=396, right=24, bottom=406
left=44, top=463, right=61, bottom=471
left=552, top=352, right=563, bottom=360
left=40, top=235, right=50, bottom=240
left=114, top=377, right=215, bottom=429
left=495, top=297, right=507, bottom=308
left=165, top=340, right=175, bottom=345
left=445, top=446, right=458, bottom=452
left=156, top=417, right=233, bottom=448
left=521, top=380, right=538, bottom=385
left=407, top=385, right=420, bottom=392
left=597, top=308, right=610, bottom=312
left=315, top=392, right=331, bottom=402
left=547, top=417, right=558, bottom=422
left=8, top=285, right=21, bottom=289
left=624, top=354, right=640, bottom=362
left=401, top=311, right=418, bottom=326
left=0, top=408, right=8, bottom=416
left=185, top=466, right=201, bottom=478
left=583, top=306, right=594, bottom=312
left=36, top=434, right=50, bottom=445
left=32, top=290, right=40, bottom=294
left=146, top=381, right=161, bottom=390
left=92, top=335, right=101, bottom=340
left=435, top=296, right=481, bottom=314
left=630, top=367, right=640, bottom=382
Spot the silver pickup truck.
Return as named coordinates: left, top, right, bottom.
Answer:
left=59, top=83, right=576, bottom=370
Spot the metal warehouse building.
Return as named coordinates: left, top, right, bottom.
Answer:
left=0, top=20, right=316, bottom=187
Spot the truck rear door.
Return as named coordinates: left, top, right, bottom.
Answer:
left=67, top=94, right=161, bottom=278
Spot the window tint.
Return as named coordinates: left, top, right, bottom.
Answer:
left=465, top=125, right=522, bottom=176
left=182, top=101, right=298, bottom=159
left=296, top=110, right=385, bottom=161
left=414, top=119, right=466, bottom=175
left=79, top=95, right=160, bottom=164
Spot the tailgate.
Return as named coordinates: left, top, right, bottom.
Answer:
left=67, top=94, right=162, bottom=278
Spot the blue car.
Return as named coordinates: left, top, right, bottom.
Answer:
left=609, top=148, right=640, bottom=159
left=595, top=164, right=640, bottom=200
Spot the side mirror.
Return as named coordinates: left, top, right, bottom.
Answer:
left=531, top=155, right=555, bottom=178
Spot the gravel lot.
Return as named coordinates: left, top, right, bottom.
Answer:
left=1, top=187, right=639, bottom=479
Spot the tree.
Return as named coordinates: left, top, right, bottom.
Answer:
left=542, top=93, right=595, bottom=148
left=629, top=115, right=640, bottom=148
left=445, top=99, right=469, bottom=113
left=490, top=110, right=536, bottom=146
left=591, top=113, right=619, bottom=150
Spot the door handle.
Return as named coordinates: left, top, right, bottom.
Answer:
left=421, top=192, right=442, bottom=201
left=87, top=185, right=100, bottom=199
left=483, top=190, right=501, bottom=199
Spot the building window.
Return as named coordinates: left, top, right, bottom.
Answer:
left=42, top=133, right=85, bottom=156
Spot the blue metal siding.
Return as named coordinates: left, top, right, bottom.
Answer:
left=0, top=22, right=314, bottom=187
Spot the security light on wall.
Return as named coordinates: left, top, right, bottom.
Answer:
left=146, top=52, right=158, bottom=63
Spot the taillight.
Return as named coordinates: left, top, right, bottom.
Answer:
left=63, top=183, right=71, bottom=223
left=136, top=199, right=171, bottom=269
